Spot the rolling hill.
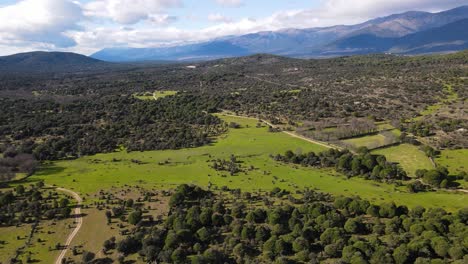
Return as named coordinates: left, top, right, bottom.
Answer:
left=0, top=51, right=114, bottom=73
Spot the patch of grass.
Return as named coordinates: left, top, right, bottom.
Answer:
left=412, top=84, right=459, bottom=121
left=29, top=115, right=467, bottom=211
left=153, top=90, right=178, bottom=99
left=0, top=224, right=32, bottom=263
left=65, top=208, right=121, bottom=261
left=341, top=129, right=400, bottom=150
left=436, top=149, right=468, bottom=174
left=373, top=144, right=434, bottom=177
left=281, top=89, right=302, bottom=94
left=376, top=122, right=394, bottom=131
left=134, top=90, right=178, bottom=100
left=19, top=218, right=75, bottom=263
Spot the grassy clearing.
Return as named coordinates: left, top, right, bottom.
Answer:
left=373, top=144, right=434, bottom=177
left=28, top=115, right=467, bottom=211
left=0, top=224, right=32, bottom=263
left=412, top=84, right=459, bottom=121
left=436, top=149, right=468, bottom=174
left=133, top=90, right=178, bottom=100
left=153, top=90, right=178, bottom=99
left=18, top=218, right=75, bottom=263
left=65, top=208, right=121, bottom=261
left=341, top=129, right=400, bottom=149
left=376, top=122, right=394, bottom=131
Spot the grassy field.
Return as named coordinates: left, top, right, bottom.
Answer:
left=27, top=115, right=467, bottom=211
left=0, top=224, right=32, bottom=263
left=19, top=218, right=75, bottom=263
left=134, top=90, right=178, bottom=100
left=373, top=144, right=434, bottom=177
left=436, top=149, right=468, bottom=174
left=341, top=129, right=400, bottom=150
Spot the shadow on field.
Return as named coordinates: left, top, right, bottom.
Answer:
left=33, top=164, right=66, bottom=177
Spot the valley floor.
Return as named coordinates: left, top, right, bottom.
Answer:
left=29, top=115, right=466, bottom=211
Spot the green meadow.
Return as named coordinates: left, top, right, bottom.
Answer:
left=29, top=115, right=466, bottom=211
left=342, top=129, right=400, bottom=150
left=373, top=144, right=434, bottom=177
left=133, top=90, right=178, bottom=100
left=436, top=149, right=468, bottom=174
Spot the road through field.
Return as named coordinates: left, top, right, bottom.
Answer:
left=54, top=187, right=83, bottom=264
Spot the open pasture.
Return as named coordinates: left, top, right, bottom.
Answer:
left=29, top=115, right=466, bottom=211
left=373, top=144, right=434, bottom=176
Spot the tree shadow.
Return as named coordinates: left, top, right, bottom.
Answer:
left=33, top=164, right=66, bottom=177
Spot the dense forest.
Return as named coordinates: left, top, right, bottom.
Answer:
left=103, top=184, right=468, bottom=263
left=0, top=94, right=224, bottom=160
left=0, top=52, right=466, bottom=162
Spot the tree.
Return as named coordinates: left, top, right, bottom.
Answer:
left=171, top=247, right=185, bottom=263
left=344, top=218, right=362, bottom=234
left=320, top=228, right=342, bottom=245
left=255, top=225, right=270, bottom=242
left=423, top=170, right=444, bottom=187
left=292, top=237, right=308, bottom=253
left=196, top=227, right=211, bottom=242
left=430, top=237, right=449, bottom=257
left=82, top=251, right=95, bottom=263
left=61, top=207, right=72, bottom=218
left=105, top=210, right=112, bottom=223
left=393, top=244, right=410, bottom=264
left=15, top=185, right=25, bottom=195
left=127, top=210, right=142, bottom=225
left=59, top=198, right=70, bottom=208
left=125, top=199, right=134, bottom=208
left=117, top=236, right=141, bottom=255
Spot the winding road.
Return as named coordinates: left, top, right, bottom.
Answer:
left=54, top=187, right=83, bottom=264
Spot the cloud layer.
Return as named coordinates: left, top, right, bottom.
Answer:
left=0, top=0, right=82, bottom=49
left=0, top=0, right=467, bottom=55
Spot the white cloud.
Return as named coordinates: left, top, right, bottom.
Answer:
left=322, top=0, right=468, bottom=18
left=215, top=0, right=243, bottom=8
left=0, top=0, right=83, bottom=48
left=84, top=0, right=182, bottom=24
left=1, top=0, right=468, bottom=55
left=208, top=13, right=233, bottom=23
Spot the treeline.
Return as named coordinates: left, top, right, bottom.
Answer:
left=274, top=148, right=408, bottom=182
left=0, top=148, right=38, bottom=182
left=109, top=184, right=467, bottom=263
left=0, top=94, right=225, bottom=160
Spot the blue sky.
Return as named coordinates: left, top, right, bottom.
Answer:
left=0, top=0, right=467, bottom=55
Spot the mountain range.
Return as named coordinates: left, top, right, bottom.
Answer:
left=91, top=5, right=468, bottom=62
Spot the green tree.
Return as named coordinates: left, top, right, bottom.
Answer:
left=127, top=210, right=142, bottom=225
left=393, top=244, right=410, bottom=264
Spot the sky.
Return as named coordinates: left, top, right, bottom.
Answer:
left=0, top=0, right=467, bottom=55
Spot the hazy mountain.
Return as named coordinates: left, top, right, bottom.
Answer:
left=328, top=18, right=468, bottom=55
left=91, top=6, right=468, bottom=61
left=0, top=51, right=115, bottom=73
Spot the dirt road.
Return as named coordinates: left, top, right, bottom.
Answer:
left=55, top=187, right=83, bottom=264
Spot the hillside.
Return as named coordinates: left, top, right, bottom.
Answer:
left=0, top=51, right=115, bottom=73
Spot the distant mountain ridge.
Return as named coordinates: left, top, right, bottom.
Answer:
left=0, top=51, right=113, bottom=73
left=91, top=5, right=468, bottom=61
